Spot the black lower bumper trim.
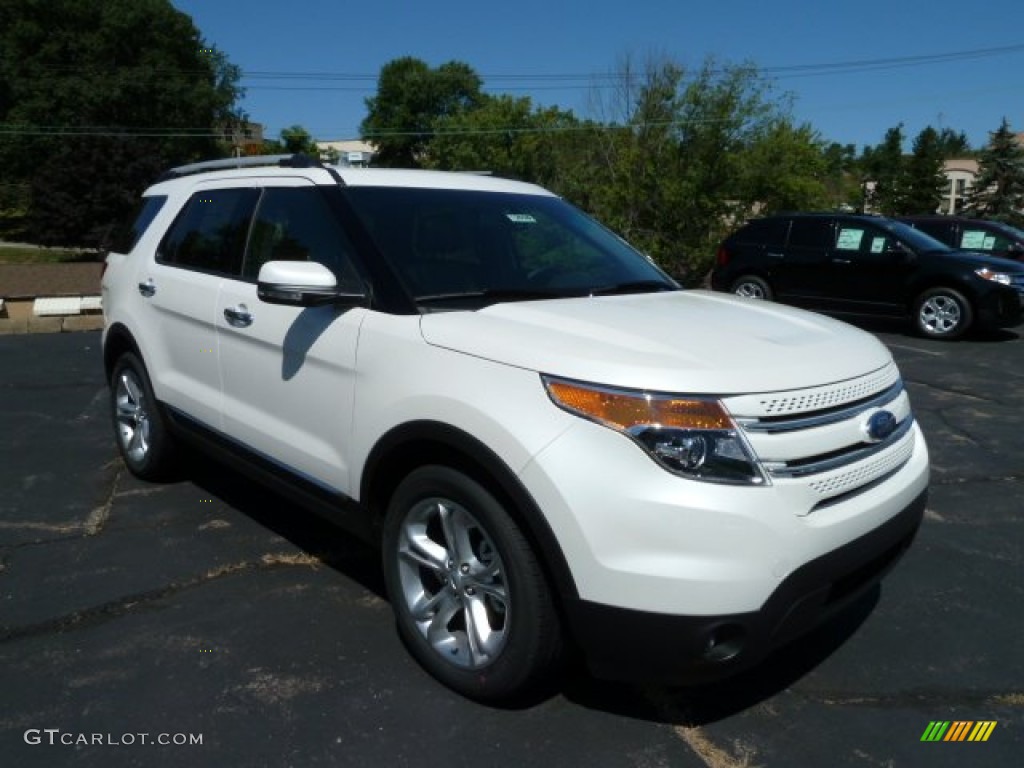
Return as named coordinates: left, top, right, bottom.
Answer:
left=565, top=489, right=927, bottom=684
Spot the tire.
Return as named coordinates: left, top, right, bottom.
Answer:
left=730, top=274, right=773, bottom=300
left=382, top=466, right=562, bottom=702
left=913, top=287, right=973, bottom=340
left=110, top=352, right=179, bottom=480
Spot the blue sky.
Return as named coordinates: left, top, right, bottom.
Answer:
left=173, top=0, right=1024, bottom=152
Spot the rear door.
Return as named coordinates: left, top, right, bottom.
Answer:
left=775, top=216, right=834, bottom=303
left=216, top=178, right=369, bottom=495
left=143, top=183, right=259, bottom=429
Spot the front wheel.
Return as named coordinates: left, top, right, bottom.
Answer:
left=730, top=274, right=773, bottom=300
left=382, top=466, right=562, bottom=702
left=914, top=287, right=973, bottom=339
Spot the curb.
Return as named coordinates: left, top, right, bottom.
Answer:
left=0, top=315, right=104, bottom=335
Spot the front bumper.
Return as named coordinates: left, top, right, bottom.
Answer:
left=565, top=487, right=926, bottom=684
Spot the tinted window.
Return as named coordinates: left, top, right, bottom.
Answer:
left=734, top=218, right=788, bottom=246
left=109, top=195, right=167, bottom=253
left=158, top=188, right=259, bottom=275
left=788, top=218, right=833, bottom=248
left=834, top=225, right=895, bottom=256
left=907, top=220, right=952, bottom=244
left=344, top=188, right=672, bottom=302
left=875, top=220, right=951, bottom=253
left=244, top=187, right=362, bottom=290
left=960, top=227, right=1013, bottom=252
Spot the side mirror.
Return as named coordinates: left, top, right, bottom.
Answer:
left=257, top=261, right=366, bottom=307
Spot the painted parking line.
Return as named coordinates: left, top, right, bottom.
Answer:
left=884, top=342, right=946, bottom=357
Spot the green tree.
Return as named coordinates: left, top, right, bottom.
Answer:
left=279, top=124, right=320, bottom=156
left=964, top=118, right=1024, bottom=225
left=821, top=142, right=861, bottom=210
left=861, top=125, right=908, bottom=215
left=361, top=57, right=484, bottom=168
left=736, top=120, right=828, bottom=215
left=902, top=126, right=946, bottom=214
left=936, top=127, right=971, bottom=158
left=425, top=94, right=581, bottom=185
left=0, top=0, right=243, bottom=247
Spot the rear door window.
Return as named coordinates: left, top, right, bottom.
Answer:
left=158, top=188, right=260, bottom=276
left=787, top=218, right=833, bottom=248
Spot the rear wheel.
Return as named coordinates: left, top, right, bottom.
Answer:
left=110, top=352, right=178, bottom=480
left=382, top=466, right=562, bottom=702
left=730, top=275, right=773, bottom=300
left=914, top=287, right=972, bottom=339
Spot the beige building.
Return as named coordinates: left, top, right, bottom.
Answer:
left=939, top=130, right=1024, bottom=215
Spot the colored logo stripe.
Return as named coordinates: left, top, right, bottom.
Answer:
left=968, top=722, right=997, bottom=742
left=921, top=721, right=997, bottom=742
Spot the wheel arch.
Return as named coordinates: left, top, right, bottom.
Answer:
left=103, top=322, right=144, bottom=381
left=361, top=420, right=580, bottom=605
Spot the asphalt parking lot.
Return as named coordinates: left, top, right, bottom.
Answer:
left=1, top=324, right=1021, bottom=768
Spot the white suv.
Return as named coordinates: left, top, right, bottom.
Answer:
left=102, top=155, right=930, bottom=701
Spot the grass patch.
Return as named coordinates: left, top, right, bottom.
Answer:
left=0, top=245, right=101, bottom=264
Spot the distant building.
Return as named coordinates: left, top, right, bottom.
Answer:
left=223, top=121, right=264, bottom=157
left=317, top=139, right=376, bottom=167
left=940, top=158, right=979, bottom=215
left=939, top=131, right=1024, bottom=215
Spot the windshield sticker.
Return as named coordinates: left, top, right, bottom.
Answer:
left=836, top=228, right=864, bottom=250
left=961, top=230, right=988, bottom=249
left=983, top=235, right=996, bottom=250
left=505, top=213, right=536, bottom=224
left=871, top=237, right=886, bottom=253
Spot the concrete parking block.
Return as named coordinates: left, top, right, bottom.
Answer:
left=26, top=316, right=63, bottom=334
left=0, top=317, right=29, bottom=334
left=62, top=315, right=105, bottom=332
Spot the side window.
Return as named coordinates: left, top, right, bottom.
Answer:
left=108, top=195, right=167, bottom=253
left=835, top=226, right=893, bottom=256
left=735, top=218, right=788, bottom=247
left=243, top=187, right=362, bottom=291
left=158, top=188, right=259, bottom=275
left=787, top=218, right=833, bottom=248
left=960, top=227, right=1009, bottom=252
left=912, top=220, right=952, bottom=245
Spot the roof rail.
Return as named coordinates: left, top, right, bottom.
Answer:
left=156, top=153, right=341, bottom=183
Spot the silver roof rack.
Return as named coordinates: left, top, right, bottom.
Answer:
left=157, top=153, right=330, bottom=182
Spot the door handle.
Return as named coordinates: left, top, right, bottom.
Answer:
left=138, top=279, right=156, bottom=297
left=223, top=304, right=253, bottom=328
left=831, top=258, right=851, bottom=264
left=766, top=252, right=784, bottom=259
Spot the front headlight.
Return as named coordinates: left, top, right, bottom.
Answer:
left=542, top=376, right=767, bottom=485
left=975, top=267, right=1012, bottom=286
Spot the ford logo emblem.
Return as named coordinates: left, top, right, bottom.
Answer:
left=864, top=410, right=898, bottom=443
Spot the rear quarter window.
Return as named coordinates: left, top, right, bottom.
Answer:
left=108, top=195, right=167, bottom=254
left=732, top=218, right=788, bottom=247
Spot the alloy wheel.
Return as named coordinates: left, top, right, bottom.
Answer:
left=395, top=498, right=509, bottom=669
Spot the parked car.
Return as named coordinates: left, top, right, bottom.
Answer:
left=103, top=156, right=930, bottom=701
left=712, top=212, right=1024, bottom=339
left=897, top=215, right=1024, bottom=262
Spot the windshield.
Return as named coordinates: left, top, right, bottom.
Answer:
left=342, top=187, right=676, bottom=306
left=876, top=219, right=952, bottom=253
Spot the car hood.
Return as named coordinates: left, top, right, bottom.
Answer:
left=934, top=249, right=1024, bottom=271
left=419, top=290, right=894, bottom=394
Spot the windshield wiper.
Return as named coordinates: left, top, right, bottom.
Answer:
left=416, top=288, right=564, bottom=304
left=587, top=280, right=678, bottom=296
